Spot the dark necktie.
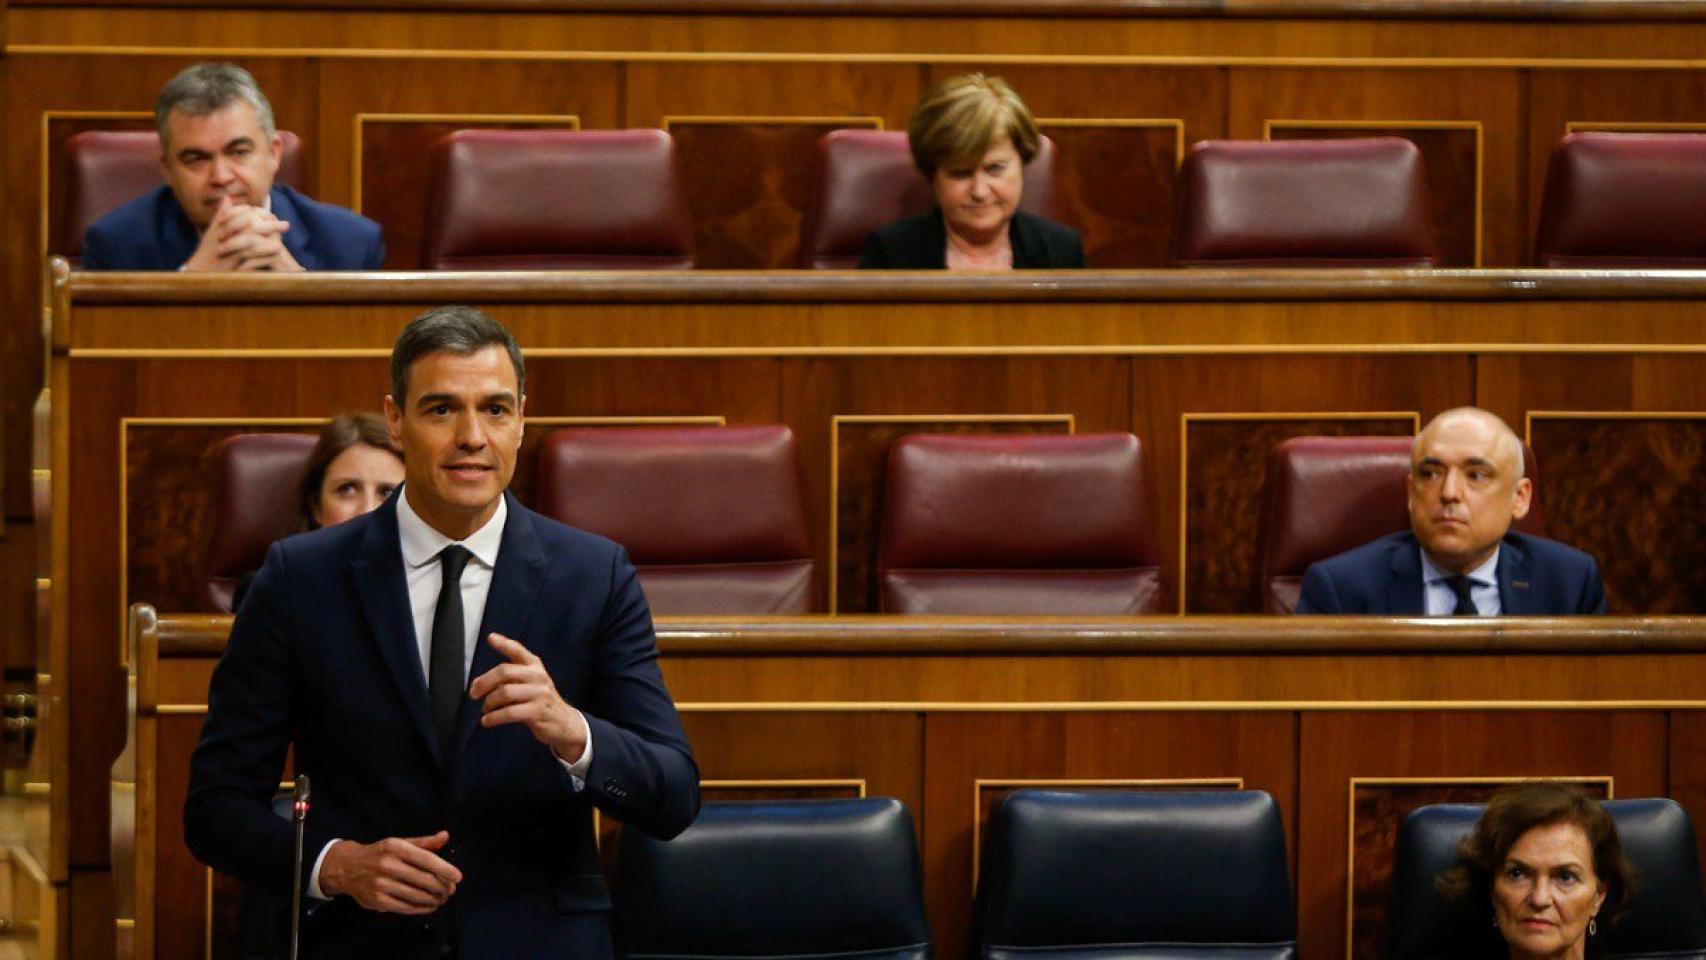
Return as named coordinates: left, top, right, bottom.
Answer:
left=1446, top=575, right=1478, bottom=616
left=430, top=545, right=474, bottom=748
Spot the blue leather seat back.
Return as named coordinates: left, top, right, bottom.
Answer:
left=1391, top=798, right=1706, bottom=960
left=978, top=790, right=1297, bottom=960
left=613, top=797, right=931, bottom=960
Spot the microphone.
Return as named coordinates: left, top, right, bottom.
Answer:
left=290, top=774, right=311, bottom=960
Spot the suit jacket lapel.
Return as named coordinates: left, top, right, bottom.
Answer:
left=270, top=187, right=315, bottom=269
left=1497, top=536, right=1533, bottom=615
left=1387, top=537, right=1427, bottom=615
left=452, top=493, right=548, bottom=760
left=350, top=498, right=444, bottom=768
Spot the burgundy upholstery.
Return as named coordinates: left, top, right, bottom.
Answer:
left=202, top=433, right=317, bottom=613
left=423, top=129, right=695, bottom=270
left=61, top=129, right=305, bottom=259
left=877, top=433, right=1166, bottom=615
left=1173, top=137, right=1440, bottom=267
left=1256, top=435, right=1549, bottom=614
left=1535, top=132, right=1706, bottom=268
left=535, top=426, right=815, bottom=614
left=797, top=129, right=1061, bottom=269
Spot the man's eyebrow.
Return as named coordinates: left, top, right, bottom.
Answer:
left=221, top=136, right=256, bottom=151
left=413, top=392, right=455, bottom=408
left=482, top=392, right=518, bottom=406
left=176, top=147, right=212, bottom=162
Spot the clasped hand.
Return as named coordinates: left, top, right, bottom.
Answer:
left=181, top=196, right=303, bottom=272
left=320, top=633, right=588, bottom=914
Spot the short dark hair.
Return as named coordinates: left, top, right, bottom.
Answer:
left=389, top=305, right=525, bottom=404
left=155, top=62, right=275, bottom=150
left=1438, top=782, right=1636, bottom=929
left=295, top=412, right=401, bottom=532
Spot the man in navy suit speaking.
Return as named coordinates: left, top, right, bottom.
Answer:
left=186, top=306, right=698, bottom=957
left=82, top=62, right=384, bottom=272
left=1296, top=406, right=1606, bottom=616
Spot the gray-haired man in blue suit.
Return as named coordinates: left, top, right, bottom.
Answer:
left=1297, top=407, right=1606, bottom=616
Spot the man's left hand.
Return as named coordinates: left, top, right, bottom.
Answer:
left=468, top=632, right=588, bottom=762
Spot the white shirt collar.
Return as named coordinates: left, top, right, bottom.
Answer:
left=1420, top=542, right=1500, bottom=586
left=396, top=485, right=506, bottom=571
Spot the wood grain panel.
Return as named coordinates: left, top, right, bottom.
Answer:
left=780, top=357, right=1131, bottom=614
left=623, top=63, right=922, bottom=134
left=1525, top=72, right=1706, bottom=262
left=1269, top=122, right=1481, bottom=267
left=313, top=59, right=622, bottom=210
left=1298, top=711, right=1667, bottom=960
left=124, top=423, right=323, bottom=614
left=355, top=114, right=581, bottom=270
left=1038, top=121, right=1182, bottom=268
left=1527, top=414, right=1706, bottom=614
left=1349, top=777, right=1609, bottom=959
left=1668, top=711, right=1706, bottom=877
left=921, top=712, right=1297, bottom=960
left=831, top=416, right=1071, bottom=614
left=1227, top=67, right=1523, bottom=266
left=1182, top=414, right=1417, bottom=614
left=665, top=118, right=881, bottom=269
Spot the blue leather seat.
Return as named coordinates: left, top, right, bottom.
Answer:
left=612, top=798, right=930, bottom=960
left=976, top=790, right=1297, bottom=960
left=1390, top=798, right=1706, bottom=959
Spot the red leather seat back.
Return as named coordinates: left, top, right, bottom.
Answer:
left=1173, top=137, right=1440, bottom=267
left=62, top=129, right=305, bottom=259
left=1535, top=132, right=1706, bottom=268
left=536, top=426, right=816, bottom=614
left=423, top=129, right=695, bottom=271
left=202, top=433, right=317, bottom=612
left=878, top=433, right=1166, bottom=615
left=797, top=129, right=1060, bottom=269
left=1257, top=435, right=1548, bottom=614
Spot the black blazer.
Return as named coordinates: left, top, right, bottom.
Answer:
left=1295, top=530, right=1608, bottom=615
left=185, top=491, right=699, bottom=958
left=858, top=208, right=1086, bottom=269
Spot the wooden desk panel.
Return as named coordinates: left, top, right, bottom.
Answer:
left=123, top=612, right=1706, bottom=960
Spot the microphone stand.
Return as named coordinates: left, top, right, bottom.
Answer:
left=290, top=774, right=311, bottom=960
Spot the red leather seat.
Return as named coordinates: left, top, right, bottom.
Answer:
left=535, top=426, right=816, bottom=614
left=1535, top=132, right=1706, bottom=268
left=797, top=129, right=1060, bottom=269
left=1173, top=138, right=1440, bottom=267
left=423, top=129, right=695, bottom=270
left=202, top=433, right=317, bottom=613
left=1256, top=435, right=1549, bottom=614
left=61, top=129, right=305, bottom=260
left=877, top=433, right=1166, bottom=615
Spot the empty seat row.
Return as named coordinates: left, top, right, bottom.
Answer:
left=204, top=426, right=1561, bottom=616
left=610, top=791, right=1706, bottom=960
left=64, top=128, right=1706, bottom=268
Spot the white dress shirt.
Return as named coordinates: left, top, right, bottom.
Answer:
left=308, top=487, right=591, bottom=898
left=1420, top=545, right=1502, bottom=616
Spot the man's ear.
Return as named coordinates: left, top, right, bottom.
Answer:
left=269, top=132, right=285, bottom=168
left=383, top=395, right=403, bottom=448
left=1510, top=476, right=1533, bottom=520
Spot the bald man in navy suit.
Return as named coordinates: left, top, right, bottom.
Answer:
left=1297, top=407, right=1606, bottom=616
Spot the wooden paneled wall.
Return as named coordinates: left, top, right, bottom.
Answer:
left=123, top=612, right=1706, bottom=960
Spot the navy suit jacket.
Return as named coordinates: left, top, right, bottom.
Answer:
left=1296, top=530, right=1608, bottom=615
left=82, top=184, right=385, bottom=271
left=858, top=208, right=1086, bottom=269
left=185, top=492, right=699, bottom=959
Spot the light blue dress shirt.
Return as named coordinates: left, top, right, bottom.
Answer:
left=1419, top=546, right=1501, bottom=616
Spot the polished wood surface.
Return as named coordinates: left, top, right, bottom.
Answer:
left=124, top=611, right=1706, bottom=960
